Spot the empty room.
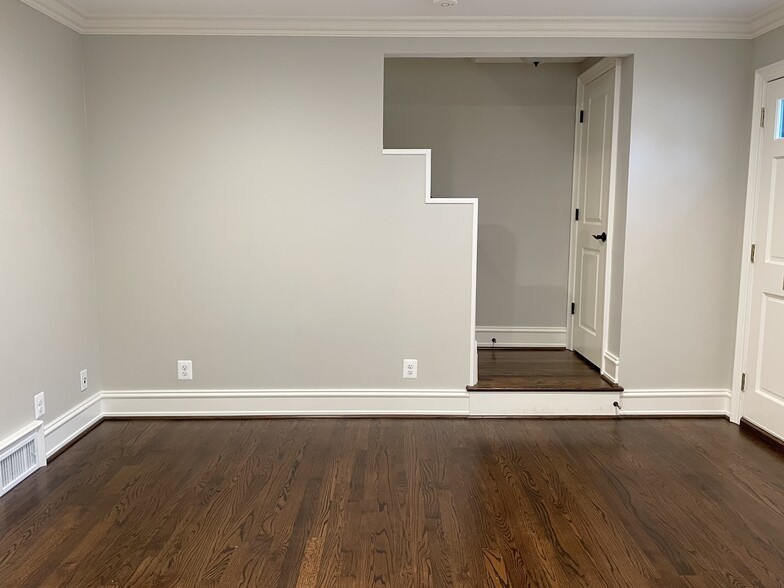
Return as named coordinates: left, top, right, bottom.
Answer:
left=1, top=0, right=783, bottom=586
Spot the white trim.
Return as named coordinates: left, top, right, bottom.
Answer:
left=76, top=16, right=755, bottom=39
left=0, top=421, right=46, bottom=467
left=383, top=149, right=478, bottom=386
left=619, top=389, right=731, bottom=417
left=16, top=3, right=775, bottom=39
left=1, top=387, right=740, bottom=464
left=0, top=421, right=44, bottom=455
left=732, top=59, right=784, bottom=425
left=603, top=351, right=620, bottom=384
left=566, top=69, right=582, bottom=351
left=470, top=390, right=621, bottom=416
left=102, top=390, right=470, bottom=417
left=476, top=326, right=566, bottom=348
left=751, top=4, right=784, bottom=38
left=43, top=392, right=103, bottom=458
left=603, top=59, right=623, bottom=384
left=471, top=339, right=479, bottom=387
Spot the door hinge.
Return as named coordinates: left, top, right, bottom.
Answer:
left=751, top=243, right=756, bottom=263
left=571, top=302, right=576, bottom=315
left=575, top=208, right=580, bottom=221
left=579, top=110, right=585, bottom=124
left=741, top=373, right=746, bottom=392
left=761, top=107, right=766, bottom=128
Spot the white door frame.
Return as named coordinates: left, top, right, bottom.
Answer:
left=730, top=59, right=784, bottom=425
left=566, top=57, right=623, bottom=382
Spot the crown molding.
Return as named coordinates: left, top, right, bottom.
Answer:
left=73, top=15, right=754, bottom=38
left=751, top=3, right=784, bottom=37
left=19, top=0, right=784, bottom=40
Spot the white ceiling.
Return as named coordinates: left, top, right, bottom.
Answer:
left=19, top=0, right=784, bottom=37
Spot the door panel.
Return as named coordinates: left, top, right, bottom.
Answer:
left=583, top=92, right=609, bottom=222
left=572, top=68, right=615, bottom=367
left=769, top=158, right=784, bottom=261
left=759, top=295, right=784, bottom=403
left=578, top=249, right=600, bottom=334
left=743, top=77, right=784, bottom=441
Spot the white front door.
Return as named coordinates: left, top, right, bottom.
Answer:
left=743, top=77, right=784, bottom=442
left=571, top=67, right=615, bottom=367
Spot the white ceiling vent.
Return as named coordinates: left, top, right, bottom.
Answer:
left=0, top=422, right=46, bottom=498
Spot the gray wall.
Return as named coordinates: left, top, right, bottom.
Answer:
left=0, top=19, right=755, bottom=419
left=82, top=35, right=751, bottom=393
left=607, top=56, right=634, bottom=360
left=0, top=0, right=101, bottom=441
left=84, top=37, right=474, bottom=391
left=617, top=38, right=750, bottom=389
left=384, top=59, right=578, bottom=330
left=0, top=0, right=777, bottom=448
left=753, top=25, right=784, bottom=68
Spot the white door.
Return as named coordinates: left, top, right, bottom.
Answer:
left=571, top=68, right=616, bottom=367
left=743, top=77, right=784, bottom=441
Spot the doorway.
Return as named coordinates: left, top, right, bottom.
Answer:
left=383, top=56, right=631, bottom=395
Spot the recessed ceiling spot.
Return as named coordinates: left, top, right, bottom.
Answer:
left=435, top=0, right=458, bottom=7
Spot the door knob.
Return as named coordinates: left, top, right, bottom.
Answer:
left=592, top=232, right=607, bottom=243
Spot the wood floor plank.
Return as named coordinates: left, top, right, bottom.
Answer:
left=0, top=418, right=782, bottom=587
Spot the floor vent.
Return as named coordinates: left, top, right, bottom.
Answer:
left=0, top=422, right=46, bottom=498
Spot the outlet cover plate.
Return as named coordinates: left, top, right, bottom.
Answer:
left=80, top=369, right=88, bottom=392
left=34, top=392, right=46, bottom=418
left=178, top=360, right=193, bottom=380
left=403, top=359, right=418, bottom=379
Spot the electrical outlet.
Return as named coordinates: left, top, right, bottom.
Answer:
left=80, top=369, right=88, bottom=392
left=403, top=359, right=418, bottom=379
left=178, top=360, right=193, bottom=380
left=34, top=392, right=46, bottom=419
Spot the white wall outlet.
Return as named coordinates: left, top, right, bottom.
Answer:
left=403, top=359, right=418, bottom=379
left=34, top=392, right=46, bottom=418
left=80, top=369, right=88, bottom=392
left=178, top=360, right=193, bottom=380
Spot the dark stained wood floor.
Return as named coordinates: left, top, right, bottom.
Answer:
left=469, top=348, right=623, bottom=392
left=1, top=418, right=783, bottom=587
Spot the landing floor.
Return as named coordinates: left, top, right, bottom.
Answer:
left=468, top=348, right=622, bottom=392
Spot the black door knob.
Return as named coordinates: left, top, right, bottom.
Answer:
left=592, top=232, right=607, bottom=243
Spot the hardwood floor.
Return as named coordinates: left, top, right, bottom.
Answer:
left=1, top=418, right=783, bottom=587
left=469, top=348, right=622, bottom=392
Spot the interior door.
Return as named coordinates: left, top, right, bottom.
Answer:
left=571, top=68, right=615, bottom=367
left=743, top=77, right=784, bottom=441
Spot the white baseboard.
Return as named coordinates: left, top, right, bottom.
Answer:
left=470, top=390, right=621, bottom=416
left=97, top=388, right=731, bottom=418
left=7, top=388, right=731, bottom=465
left=44, top=392, right=103, bottom=457
left=618, top=389, right=731, bottom=416
left=603, top=352, right=620, bottom=384
left=476, top=326, right=566, bottom=348
left=101, top=390, right=470, bottom=417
